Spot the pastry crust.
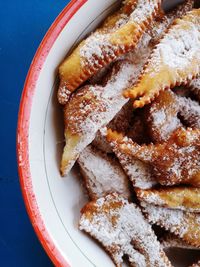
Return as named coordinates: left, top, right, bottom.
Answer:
left=106, top=129, right=156, bottom=189
left=78, top=145, right=130, bottom=200
left=145, top=89, right=200, bottom=143
left=178, top=95, right=200, bottom=128
left=136, top=187, right=200, bottom=212
left=60, top=59, right=141, bottom=176
left=92, top=101, right=134, bottom=153
left=107, top=128, right=200, bottom=187
left=124, top=9, right=200, bottom=108
left=145, top=90, right=182, bottom=143
left=149, top=0, right=195, bottom=44
left=79, top=193, right=172, bottom=267
left=141, top=202, right=200, bottom=248
left=161, top=233, right=200, bottom=250
left=58, top=0, right=162, bottom=104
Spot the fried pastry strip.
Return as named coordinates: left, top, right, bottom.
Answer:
left=178, top=96, right=200, bottom=128
left=106, top=129, right=156, bottom=189
left=145, top=90, right=182, bottom=143
left=60, top=59, right=142, bottom=176
left=136, top=187, right=200, bottom=212
left=58, top=0, right=162, bottom=104
left=92, top=101, right=134, bottom=153
left=161, top=233, right=200, bottom=250
left=145, top=90, right=200, bottom=143
left=79, top=193, right=172, bottom=267
left=141, top=202, right=200, bottom=248
left=107, top=128, right=200, bottom=187
left=124, top=9, right=200, bottom=108
left=78, top=145, right=130, bottom=200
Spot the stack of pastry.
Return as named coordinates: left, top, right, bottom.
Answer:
left=57, top=0, right=200, bottom=266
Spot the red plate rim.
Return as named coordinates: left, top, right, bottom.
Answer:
left=17, top=1, right=87, bottom=266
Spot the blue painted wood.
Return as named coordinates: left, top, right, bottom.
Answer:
left=0, top=1, right=70, bottom=266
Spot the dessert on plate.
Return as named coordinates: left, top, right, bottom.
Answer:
left=57, top=0, right=200, bottom=266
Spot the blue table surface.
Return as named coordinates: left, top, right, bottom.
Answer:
left=0, top=1, right=70, bottom=266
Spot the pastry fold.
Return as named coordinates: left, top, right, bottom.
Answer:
left=58, top=0, right=162, bottom=104
left=60, top=59, right=140, bottom=176
left=136, top=187, right=200, bottom=212
left=79, top=193, right=172, bottom=267
left=124, top=9, right=200, bottom=108
left=106, top=129, right=156, bottom=189
left=145, top=89, right=200, bottom=143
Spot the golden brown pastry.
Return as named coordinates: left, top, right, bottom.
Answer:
left=58, top=0, right=162, bottom=104
left=79, top=193, right=172, bottom=267
left=145, top=90, right=182, bottom=143
left=106, top=128, right=200, bottom=187
left=60, top=59, right=142, bottom=176
left=106, top=129, right=156, bottom=189
left=145, top=89, right=200, bottom=142
left=124, top=9, right=200, bottom=108
left=136, top=187, right=200, bottom=212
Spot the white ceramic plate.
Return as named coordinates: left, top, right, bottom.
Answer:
left=17, top=1, right=200, bottom=266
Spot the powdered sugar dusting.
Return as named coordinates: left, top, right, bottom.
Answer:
left=80, top=194, right=170, bottom=267
left=178, top=96, right=200, bottom=128
left=131, top=0, right=160, bottom=24
left=80, top=33, right=112, bottom=66
left=108, top=135, right=157, bottom=189
left=149, top=11, right=200, bottom=73
left=138, top=190, right=165, bottom=205
left=141, top=202, right=188, bottom=237
left=63, top=57, right=147, bottom=174
left=78, top=146, right=130, bottom=199
left=79, top=0, right=160, bottom=67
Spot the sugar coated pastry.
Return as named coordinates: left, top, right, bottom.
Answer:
left=92, top=101, right=134, bottom=153
left=124, top=10, right=200, bottom=108
left=136, top=187, right=200, bottom=212
left=106, top=129, right=157, bottom=189
left=78, top=145, right=130, bottom=200
left=60, top=59, right=139, bottom=176
left=141, top=202, right=200, bottom=248
left=107, top=128, right=200, bottom=187
left=79, top=193, right=172, bottom=267
left=58, top=0, right=162, bottom=104
left=145, top=90, right=182, bottom=143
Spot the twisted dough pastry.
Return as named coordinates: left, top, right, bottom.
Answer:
left=58, top=0, right=162, bottom=104
left=124, top=9, right=200, bottom=108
